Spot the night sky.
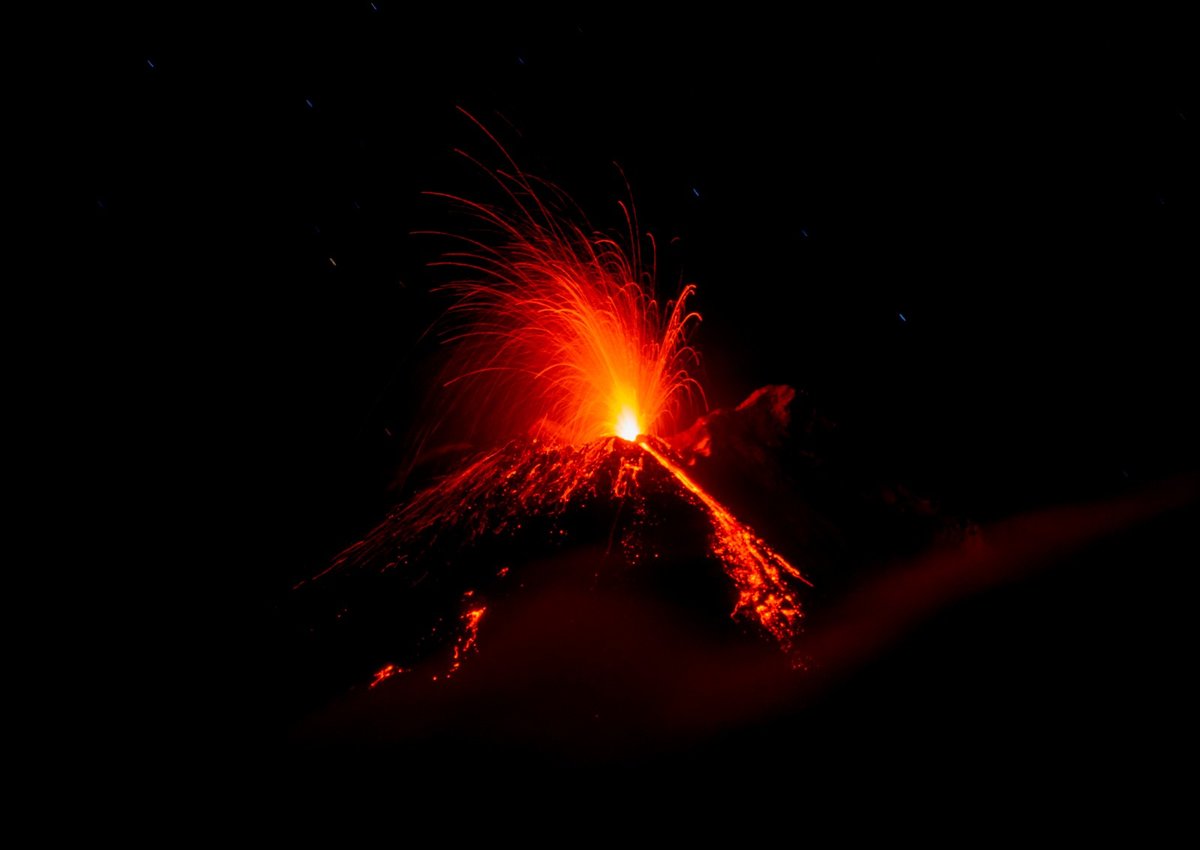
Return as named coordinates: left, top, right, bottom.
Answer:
left=87, top=11, right=1195, bottom=784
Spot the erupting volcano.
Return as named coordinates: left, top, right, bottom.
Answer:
left=298, top=116, right=814, bottom=685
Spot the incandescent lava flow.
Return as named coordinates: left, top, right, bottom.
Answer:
left=298, top=114, right=813, bottom=686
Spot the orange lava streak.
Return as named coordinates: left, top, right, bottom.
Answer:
left=639, top=439, right=812, bottom=653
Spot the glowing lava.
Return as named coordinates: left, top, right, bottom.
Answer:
left=320, top=118, right=813, bottom=681
left=639, top=439, right=812, bottom=651
left=615, top=406, right=641, bottom=442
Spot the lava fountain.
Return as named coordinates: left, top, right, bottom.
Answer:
left=425, top=112, right=702, bottom=448
left=312, top=113, right=813, bottom=677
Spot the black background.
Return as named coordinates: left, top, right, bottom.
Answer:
left=85, top=9, right=1195, bottom=783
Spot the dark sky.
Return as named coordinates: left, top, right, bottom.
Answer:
left=89, top=16, right=1193, bottom=481
left=85, top=11, right=1195, bottom=768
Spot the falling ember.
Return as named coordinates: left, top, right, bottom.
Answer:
left=319, top=114, right=813, bottom=681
